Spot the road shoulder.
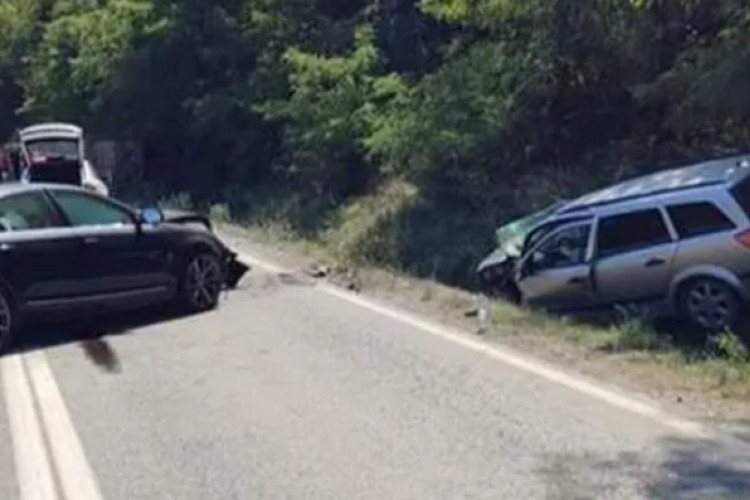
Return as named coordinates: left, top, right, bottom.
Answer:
left=218, top=223, right=750, bottom=431
left=0, top=366, right=19, bottom=500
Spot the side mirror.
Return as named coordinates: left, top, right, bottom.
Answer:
left=139, top=207, right=164, bottom=225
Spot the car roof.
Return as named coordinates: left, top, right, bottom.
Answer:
left=560, top=154, right=750, bottom=214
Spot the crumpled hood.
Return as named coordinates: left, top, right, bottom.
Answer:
left=476, top=247, right=513, bottom=273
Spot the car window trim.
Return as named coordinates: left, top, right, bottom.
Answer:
left=594, top=207, right=675, bottom=260
left=521, top=214, right=593, bottom=257
left=44, top=188, right=137, bottom=228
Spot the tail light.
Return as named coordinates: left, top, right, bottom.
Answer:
left=734, top=229, right=750, bottom=250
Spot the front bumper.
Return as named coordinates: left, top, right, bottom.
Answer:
left=223, top=252, right=250, bottom=289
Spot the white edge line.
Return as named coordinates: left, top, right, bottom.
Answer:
left=24, top=351, right=104, bottom=500
left=237, top=250, right=711, bottom=440
left=1, top=354, right=59, bottom=500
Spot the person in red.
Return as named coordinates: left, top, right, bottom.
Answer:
left=0, top=145, right=21, bottom=181
left=0, top=150, right=10, bottom=181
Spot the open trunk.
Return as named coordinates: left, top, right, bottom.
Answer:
left=27, top=158, right=82, bottom=185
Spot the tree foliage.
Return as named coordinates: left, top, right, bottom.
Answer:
left=1, top=0, right=750, bottom=213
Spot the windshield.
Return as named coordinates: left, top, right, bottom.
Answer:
left=495, top=200, right=568, bottom=252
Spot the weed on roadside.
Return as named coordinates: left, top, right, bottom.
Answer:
left=604, top=319, right=670, bottom=353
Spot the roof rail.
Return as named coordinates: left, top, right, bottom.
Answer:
left=559, top=180, right=726, bottom=214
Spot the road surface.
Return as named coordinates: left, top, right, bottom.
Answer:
left=1, top=247, right=749, bottom=499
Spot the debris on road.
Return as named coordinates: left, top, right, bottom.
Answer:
left=306, top=262, right=331, bottom=279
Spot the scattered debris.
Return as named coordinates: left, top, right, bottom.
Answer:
left=473, top=294, right=492, bottom=335
left=343, top=269, right=362, bottom=293
left=277, top=272, right=315, bottom=287
left=306, top=262, right=331, bottom=279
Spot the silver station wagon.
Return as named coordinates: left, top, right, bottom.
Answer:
left=515, top=154, right=750, bottom=332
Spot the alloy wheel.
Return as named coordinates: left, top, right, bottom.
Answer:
left=683, top=279, right=738, bottom=332
left=185, top=254, right=222, bottom=311
left=0, top=289, right=12, bottom=350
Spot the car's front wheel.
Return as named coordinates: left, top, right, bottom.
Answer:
left=177, top=251, right=224, bottom=314
left=0, top=285, right=17, bottom=352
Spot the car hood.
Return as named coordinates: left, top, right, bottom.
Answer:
left=161, top=209, right=212, bottom=230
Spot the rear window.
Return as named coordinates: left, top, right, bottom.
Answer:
left=730, top=175, right=750, bottom=219
left=597, top=209, right=671, bottom=257
left=666, top=202, right=736, bottom=238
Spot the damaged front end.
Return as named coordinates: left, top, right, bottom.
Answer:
left=223, top=252, right=250, bottom=289
left=476, top=200, right=568, bottom=302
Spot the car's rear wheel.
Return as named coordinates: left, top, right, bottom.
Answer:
left=0, top=285, right=16, bottom=352
left=678, top=277, right=742, bottom=333
left=177, top=251, right=223, bottom=313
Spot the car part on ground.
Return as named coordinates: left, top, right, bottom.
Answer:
left=502, top=154, right=750, bottom=334
left=0, top=183, right=249, bottom=351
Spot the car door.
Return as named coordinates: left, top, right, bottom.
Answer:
left=46, top=189, right=172, bottom=299
left=515, top=221, right=596, bottom=311
left=591, top=207, right=678, bottom=306
left=0, top=191, right=84, bottom=310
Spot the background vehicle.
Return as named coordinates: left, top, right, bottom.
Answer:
left=0, top=183, right=249, bottom=349
left=16, top=123, right=110, bottom=196
left=514, top=155, right=750, bottom=332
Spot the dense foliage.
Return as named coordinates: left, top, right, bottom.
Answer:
left=2, top=0, right=750, bottom=283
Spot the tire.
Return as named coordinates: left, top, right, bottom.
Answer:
left=677, top=277, right=742, bottom=333
left=0, top=284, right=17, bottom=353
left=176, top=250, right=224, bottom=314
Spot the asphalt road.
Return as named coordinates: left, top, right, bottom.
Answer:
left=1, top=253, right=750, bottom=499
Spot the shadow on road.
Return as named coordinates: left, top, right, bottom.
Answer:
left=538, top=436, right=750, bottom=499
left=2, top=306, right=192, bottom=372
left=79, top=338, right=121, bottom=373
left=647, top=437, right=750, bottom=499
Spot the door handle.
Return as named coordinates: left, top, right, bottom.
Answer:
left=644, top=258, right=665, bottom=268
left=0, top=243, right=14, bottom=252
left=83, top=236, right=100, bottom=245
left=568, top=276, right=586, bottom=285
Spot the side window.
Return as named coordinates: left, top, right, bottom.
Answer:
left=523, top=224, right=556, bottom=256
left=532, top=224, right=591, bottom=271
left=522, top=219, right=577, bottom=256
left=667, top=202, right=736, bottom=239
left=0, top=192, right=61, bottom=231
left=597, top=209, right=671, bottom=258
left=51, top=191, right=133, bottom=227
